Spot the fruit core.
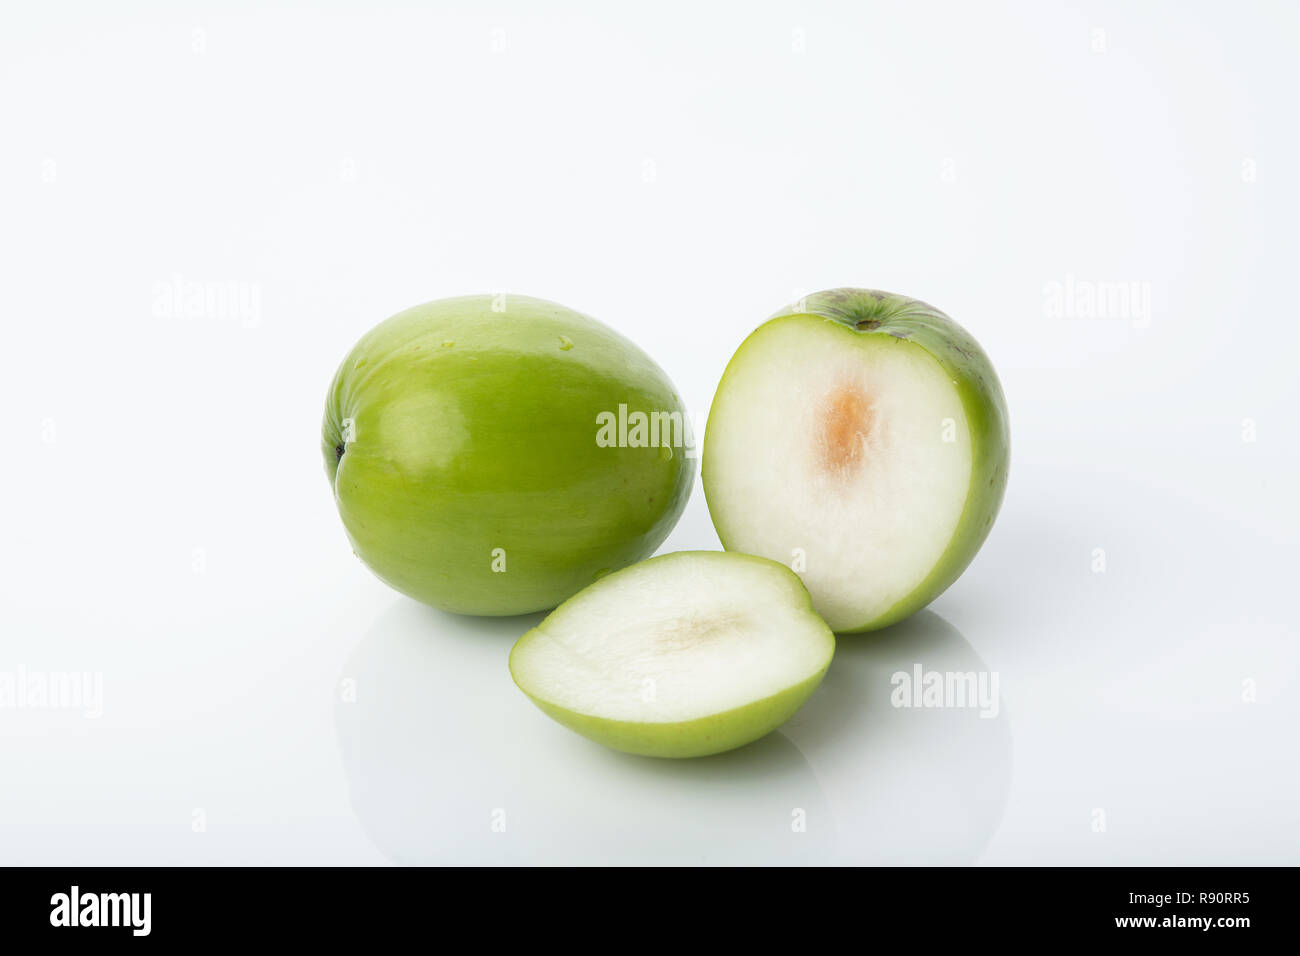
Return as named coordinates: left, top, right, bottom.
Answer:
left=817, top=384, right=873, bottom=480
left=653, top=611, right=747, bottom=652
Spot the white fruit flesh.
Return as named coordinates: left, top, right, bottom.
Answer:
left=510, top=552, right=833, bottom=727
left=705, top=319, right=972, bottom=631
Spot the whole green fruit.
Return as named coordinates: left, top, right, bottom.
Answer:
left=323, top=295, right=694, bottom=615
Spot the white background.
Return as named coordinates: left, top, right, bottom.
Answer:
left=2, top=0, right=1297, bottom=864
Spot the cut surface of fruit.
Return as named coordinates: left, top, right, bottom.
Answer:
left=509, top=551, right=835, bottom=758
left=704, top=290, right=1008, bottom=633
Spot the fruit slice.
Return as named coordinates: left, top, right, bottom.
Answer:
left=508, top=551, right=835, bottom=758
left=322, top=294, right=694, bottom=615
left=703, top=289, right=1009, bottom=633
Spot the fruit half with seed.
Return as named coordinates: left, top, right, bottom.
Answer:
left=508, top=551, right=835, bottom=758
left=703, top=288, right=1009, bottom=633
left=322, top=294, right=694, bottom=615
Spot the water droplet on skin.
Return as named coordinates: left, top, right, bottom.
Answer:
left=353, top=358, right=368, bottom=369
left=558, top=336, right=574, bottom=351
left=659, top=446, right=673, bottom=461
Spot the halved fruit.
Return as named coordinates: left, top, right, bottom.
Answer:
left=703, top=289, right=1009, bottom=633
left=508, top=551, right=835, bottom=758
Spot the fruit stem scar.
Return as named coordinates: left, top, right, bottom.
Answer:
left=335, top=443, right=345, bottom=462
left=855, top=318, right=882, bottom=330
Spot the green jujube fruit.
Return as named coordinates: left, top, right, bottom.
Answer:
left=703, top=288, right=1009, bottom=632
left=322, top=295, right=694, bottom=615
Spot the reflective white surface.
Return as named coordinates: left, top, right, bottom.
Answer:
left=1, top=1, right=1297, bottom=864
left=336, top=602, right=1009, bottom=865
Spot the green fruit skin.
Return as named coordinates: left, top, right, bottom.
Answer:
left=518, top=669, right=830, bottom=759
left=509, top=551, right=835, bottom=758
left=705, top=288, right=1010, bottom=633
left=323, top=295, right=695, bottom=615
